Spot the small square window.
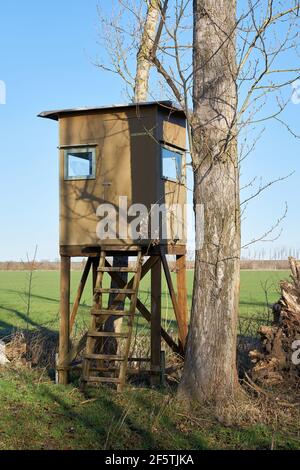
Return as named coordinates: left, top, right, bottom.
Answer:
left=64, top=148, right=96, bottom=180
left=161, top=146, right=183, bottom=182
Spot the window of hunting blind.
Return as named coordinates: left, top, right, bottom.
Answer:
left=64, top=147, right=96, bottom=181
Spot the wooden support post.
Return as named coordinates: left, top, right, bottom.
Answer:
left=151, top=256, right=161, bottom=385
left=70, top=257, right=92, bottom=332
left=176, top=254, right=188, bottom=351
left=160, top=350, right=166, bottom=387
left=92, top=256, right=100, bottom=293
left=160, top=251, right=186, bottom=353
left=58, top=255, right=71, bottom=385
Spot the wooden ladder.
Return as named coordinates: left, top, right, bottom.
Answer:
left=81, top=249, right=143, bottom=391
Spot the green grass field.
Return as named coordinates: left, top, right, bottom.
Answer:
left=0, top=367, right=299, bottom=450
left=0, top=269, right=289, bottom=337
left=1, top=269, right=299, bottom=451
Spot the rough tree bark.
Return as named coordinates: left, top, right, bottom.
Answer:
left=179, top=0, right=241, bottom=402
left=134, top=0, right=161, bottom=101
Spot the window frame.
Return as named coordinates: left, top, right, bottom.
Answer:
left=160, top=144, right=184, bottom=184
left=64, top=146, right=96, bottom=181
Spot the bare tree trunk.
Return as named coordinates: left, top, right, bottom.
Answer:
left=179, top=0, right=241, bottom=402
left=134, top=0, right=161, bottom=101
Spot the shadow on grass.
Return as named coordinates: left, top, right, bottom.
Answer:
left=0, top=305, right=48, bottom=329
left=239, top=300, right=267, bottom=308
left=125, top=390, right=208, bottom=450
left=16, top=366, right=207, bottom=450
left=1, top=288, right=60, bottom=305
left=27, top=379, right=157, bottom=449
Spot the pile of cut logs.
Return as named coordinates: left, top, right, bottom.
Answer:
left=250, top=257, right=300, bottom=385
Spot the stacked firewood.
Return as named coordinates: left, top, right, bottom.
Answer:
left=250, top=257, right=300, bottom=385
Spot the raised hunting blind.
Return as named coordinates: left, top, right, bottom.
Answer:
left=39, top=101, right=188, bottom=390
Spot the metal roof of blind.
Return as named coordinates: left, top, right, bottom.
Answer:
left=38, top=100, right=185, bottom=121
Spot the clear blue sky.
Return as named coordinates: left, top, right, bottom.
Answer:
left=0, top=0, right=299, bottom=261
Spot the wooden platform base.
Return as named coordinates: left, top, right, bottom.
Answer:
left=60, top=243, right=186, bottom=257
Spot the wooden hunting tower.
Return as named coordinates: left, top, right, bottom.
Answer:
left=39, top=101, right=188, bottom=389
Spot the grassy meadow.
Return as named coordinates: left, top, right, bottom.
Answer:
left=1, top=268, right=300, bottom=451
left=1, top=366, right=299, bottom=451
left=0, top=269, right=289, bottom=338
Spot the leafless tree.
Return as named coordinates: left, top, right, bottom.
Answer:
left=19, top=245, right=38, bottom=330
left=135, top=0, right=164, bottom=100
left=96, top=0, right=300, bottom=403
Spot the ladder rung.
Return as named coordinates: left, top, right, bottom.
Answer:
left=98, top=267, right=137, bottom=273
left=91, top=309, right=134, bottom=316
left=84, top=353, right=125, bottom=361
left=83, top=376, right=121, bottom=384
left=95, top=288, right=136, bottom=295
left=85, top=366, right=120, bottom=372
left=87, top=331, right=129, bottom=338
left=128, top=357, right=151, bottom=362
left=79, top=365, right=147, bottom=375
